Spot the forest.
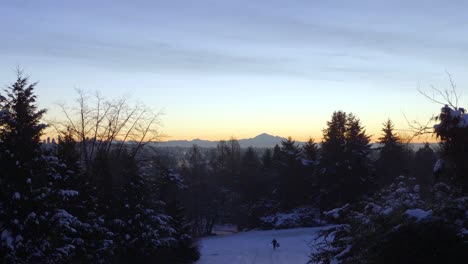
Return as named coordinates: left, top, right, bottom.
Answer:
left=1, top=71, right=467, bottom=263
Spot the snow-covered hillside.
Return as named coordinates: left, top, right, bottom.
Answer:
left=197, top=227, right=321, bottom=264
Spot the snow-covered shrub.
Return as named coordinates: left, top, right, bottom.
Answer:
left=310, top=176, right=468, bottom=264
left=260, top=206, right=320, bottom=229
left=433, top=105, right=468, bottom=189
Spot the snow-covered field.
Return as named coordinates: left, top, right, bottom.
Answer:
left=196, top=227, right=321, bottom=264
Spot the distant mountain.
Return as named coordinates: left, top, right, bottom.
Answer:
left=238, top=133, right=287, bottom=148
left=155, top=138, right=218, bottom=148
left=154, top=134, right=438, bottom=150
left=156, top=133, right=289, bottom=148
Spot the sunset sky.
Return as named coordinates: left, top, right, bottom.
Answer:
left=1, top=0, right=468, bottom=142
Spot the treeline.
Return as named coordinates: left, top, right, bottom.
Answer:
left=177, top=113, right=438, bottom=234
left=2, top=71, right=466, bottom=263
left=310, top=97, right=468, bottom=262
left=0, top=73, right=199, bottom=263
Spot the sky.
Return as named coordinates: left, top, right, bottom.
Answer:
left=1, top=0, right=468, bottom=142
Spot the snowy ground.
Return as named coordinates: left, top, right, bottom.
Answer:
left=196, top=227, right=321, bottom=264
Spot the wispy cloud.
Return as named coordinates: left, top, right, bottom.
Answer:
left=1, top=0, right=468, bottom=78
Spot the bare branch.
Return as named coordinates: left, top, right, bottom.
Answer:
left=52, top=89, right=162, bottom=167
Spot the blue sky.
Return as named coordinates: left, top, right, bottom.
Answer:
left=1, top=0, right=468, bottom=141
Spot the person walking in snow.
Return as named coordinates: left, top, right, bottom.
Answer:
left=271, top=238, right=279, bottom=250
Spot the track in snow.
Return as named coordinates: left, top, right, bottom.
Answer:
left=196, top=227, right=321, bottom=264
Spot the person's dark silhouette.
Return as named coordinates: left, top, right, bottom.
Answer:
left=271, top=238, right=279, bottom=250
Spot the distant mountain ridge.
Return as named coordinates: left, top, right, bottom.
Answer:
left=156, top=133, right=289, bottom=148
left=155, top=133, right=437, bottom=150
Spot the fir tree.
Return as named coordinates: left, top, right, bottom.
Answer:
left=0, top=72, right=48, bottom=262
left=433, top=105, right=468, bottom=189
left=302, top=137, right=319, bottom=161
left=0, top=71, right=47, bottom=184
left=0, top=72, right=87, bottom=263
left=182, top=145, right=219, bottom=236
left=321, top=111, right=347, bottom=170
left=344, top=114, right=372, bottom=197
left=413, top=143, right=436, bottom=188
left=239, top=147, right=261, bottom=202
left=261, top=148, right=273, bottom=169
left=276, top=137, right=307, bottom=209
left=377, top=119, right=406, bottom=185
left=319, top=111, right=371, bottom=208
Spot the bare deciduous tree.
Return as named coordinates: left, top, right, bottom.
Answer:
left=418, top=70, right=460, bottom=109
left=405, top=71, right=463, bottom=142
left=48, top=89, right=162, bottom=170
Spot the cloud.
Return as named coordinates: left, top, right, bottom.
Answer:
left=1, top=29, right=307, bottom=76
left=2, top=0, right=468, bottom=79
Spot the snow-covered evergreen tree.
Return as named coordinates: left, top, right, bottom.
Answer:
left=433, top=105, right=468, bottom=189
left=1, top=73, right=199, bottom=263
left=0, top=72, right=49, bottom=262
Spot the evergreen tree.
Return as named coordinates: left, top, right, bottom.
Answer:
left=344, top=114, right=372, bottom=197
left=302, top=138, right=320, bottom=205
left=212, top=139, right=241, bottom=189
left=0, top=71, right=46, bottom=185
left=276, top=137, right=307, bottom=209
left=321, top=111, right=347, bottom=170
left=153, top=162, right=199, bottom=263
left=379, top=119, right=401, bottom=148
left=0, top=73, right=49, bottom=262
left=261, top=148, right=273, bottom=169
left=302, top=137, right=319, bottom=161
left=319, top=111, right=371, bottom=208
left=0, top=73, right=92, bottom=263
left=1, top=72, right=199, bottom=263
left=433, top=105, right=468, bottom=189
left=272, top=144, right=282, bottom=164
left=210, top=139, right=241, bottom=223
left=413, top=143, right=436, bottom=188
left=260, top=148, right=276, bottom=200
left=56, top=127, right=80, bottom=173
left=182, top=145, right=219, bottom=236
left=115, top=154, right=173, bottom=263
left=377, top=119, right=406, bottom=185
left=239, top=147, right=262, bottom=202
